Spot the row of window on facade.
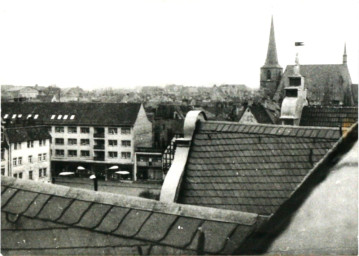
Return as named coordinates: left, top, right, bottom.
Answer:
left=54, top=138, right=131, bottom=146
left=54, top=150, right=131, bottom=159
left=13, top=168, right=48, bottom=179
left=13, top=153, right=47, bottom=166
left=54, top=126, right=131, bottom=134
left=13, top=139, right=47, bottom=150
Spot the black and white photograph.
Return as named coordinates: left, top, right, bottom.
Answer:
left=0, top=0, right=358, bottom=255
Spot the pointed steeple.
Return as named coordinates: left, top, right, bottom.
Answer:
left=343, top=43, right=347, bottom=64
left=264, top=16, right=281, bottom=68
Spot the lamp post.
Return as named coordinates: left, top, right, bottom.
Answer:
left=77, top=165, right=118, bottom=191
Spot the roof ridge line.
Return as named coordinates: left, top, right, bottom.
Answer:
left=1, top=177, right=259, bottom=225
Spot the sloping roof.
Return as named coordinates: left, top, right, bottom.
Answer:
left=300, top=106, right=358, bottom=128
left=155, top=104, right=193, bottom=120
left=238, top=104, right=278, bottom=124
left=177, top=121, right=340, bottom=216
left=274, top=64, right=353, bottom=105
left=241, top=123, right=358, bottom=255
left=4, top=126, right=51, bottom=143
left=1, top=177, right=266, bottom=255
left=1, top=102, right=141, bottom=126
left=352, top=84, right=358, bottom=104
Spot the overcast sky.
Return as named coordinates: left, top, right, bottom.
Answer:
left=0, top=0, right=358, bottom=90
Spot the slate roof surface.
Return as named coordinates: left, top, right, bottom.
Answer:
left=4, top=126, right=51, bottom=143
left=1, top=177, right=265, bottom=255
left=178, top=121, right=341, bottom=216
left=300, top=106, right=358, bottom=128
left=1, top=102, right=141, bottom=126
left=273, top=64, right=353, bottom=105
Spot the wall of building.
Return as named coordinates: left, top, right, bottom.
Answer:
left=9, top=139, right=51, bottom=182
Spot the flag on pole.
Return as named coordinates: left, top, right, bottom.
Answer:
left=295, top=42, right=304, bottom=46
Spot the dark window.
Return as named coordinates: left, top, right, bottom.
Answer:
left=27, top=141, right=34, bottom=148
left=55, top=138, right=64, bottom=145
left=289, top=77, right=301, bottom=86
left=68, top=150, right=77, bottom=157
left=109, top=140, right=118, bottom=146
left=1, top=168, right=5, bottom=175
left=28, top=155, right=32, bottom=163
left=68, top=139, right=77, bottom=145
left=39, top=169, right=42, bottom=177
left=1, top=149, right=5, bottom=160
left=81, top=150, right=90, bottom=157
left=108, top=151, right=118, bottom=158
left=18, top=157, right=22, bottom=165
left=121, top=140, right=131, bottom=147
left=68, top=127, right=77, bottom=133
left=108, top=128, right=118, bottom=135
left=55, top=126, right=64, bottom=133
left=121, top=152, right=131, bottom=159
left=43, top=168, right=47, bottom=177
left=285, top=89, right=298, bottom=97
left=19, top=172, right=23, bottom=179
left=29, top=171, right=33, bottom=180
left=81, top=127, right=90, bottom=133
left=55, top=150, right=65, bottom=156
left=81, top=139, right=90, bottom=145
left=266, top=70, right=271, bottom=80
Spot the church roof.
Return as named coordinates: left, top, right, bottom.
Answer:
left=274, top=64, right=353, bottom=105
left=262, top=17, right=281, bottom=68
left=1, top=177, right=265, bottom=255
left=300, top=106, right=358, bottom=128
left=177, top=121, right=340, bottom=215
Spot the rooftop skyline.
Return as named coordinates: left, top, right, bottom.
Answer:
left=0, top=0, right=358, bottom=89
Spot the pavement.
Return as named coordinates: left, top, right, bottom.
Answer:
left=53, top=177, right=162, bottom=198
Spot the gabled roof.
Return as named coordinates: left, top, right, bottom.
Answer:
left=4, top=126, right=51, bottom=143
left=238, top=104, right=279, bottom=124
left=300, top=106, right=358, bottom=128
left=274, top=64, right=353, bottom=105
left=1, top=177, right=265, bottom=255
left=177, top=121, right=341, bottom=215
left=1, top=102, right=142, bottom=126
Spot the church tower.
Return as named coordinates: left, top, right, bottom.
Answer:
left=260, top=17, right=283, bottom=98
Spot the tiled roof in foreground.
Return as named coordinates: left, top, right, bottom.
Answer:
left=300, top=105, right=358, bottom=128
left=178, top=121, right=341, bottom=215
left=1, top=177, right=266, bottom=255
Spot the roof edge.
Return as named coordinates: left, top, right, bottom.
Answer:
left=1, top=176, right=259, bottom=225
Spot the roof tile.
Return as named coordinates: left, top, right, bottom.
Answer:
left=76, top=203, right=112, bottom=229
left=37, top=196, right=73, bottom=221
left=113, top=209, right=151, bottom=237
left=57, top=200, right=92, bottom=225
left=95, top=206, right=130, bottom=233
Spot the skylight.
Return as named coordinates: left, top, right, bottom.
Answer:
left=27, top=114, right=32, bottom=119
left=51, top=115, right=55, bottom=119
left=12, top=114, right=16, bottom=119
left=3, top=114, right=8, bottom=119
left=57, top=115, right=62, bottom=119
left=63, top=115, right=68, bottom=119
left=18, top=114, right=22, bottom=118
left=34, top=114, right=39, bottom=119
left=70, top=115, right=75, bottom=120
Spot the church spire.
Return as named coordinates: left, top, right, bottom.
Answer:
left=343, top=43, right=347, bottom=64
left=264, top=16, right=281, bottom=67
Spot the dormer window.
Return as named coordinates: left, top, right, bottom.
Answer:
left=3, top=114, right=8, bottom=119
left=12, top=114, right=16, bottom=119
left=51, top=115, right=56, bottom=119
left=27, top=114, right=32, bottom=119
left=18, top=114, right=22, bottom=118
left=289, top=77, right=301, bottom=86
left=34, top=114, right=39, bottom=119
left=70, top=115, right=75, bottom=120
left=63, top=115, right=68, bottom=119
left=57, top=115, right=63, bottom=119
left=266, top=70, right=271, bottom=80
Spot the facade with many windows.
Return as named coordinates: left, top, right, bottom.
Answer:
left=1, top=102, right=153, bottom=180
left=1, top=126, right=51, bottom=182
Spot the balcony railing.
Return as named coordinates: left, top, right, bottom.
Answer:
left=94, top=133, right=105, bottom=138
left=94, top=144, right=105, bottom=150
